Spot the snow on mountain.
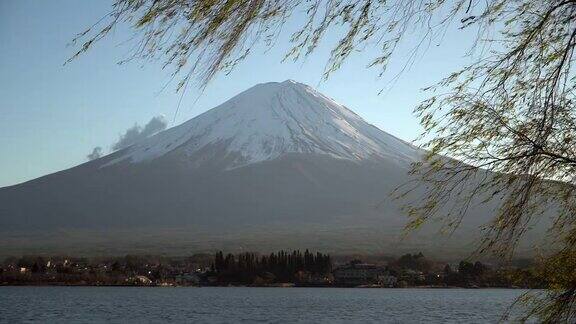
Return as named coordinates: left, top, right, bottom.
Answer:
left=105, top=80, right=422, bottom=169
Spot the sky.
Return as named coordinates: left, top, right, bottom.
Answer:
left=0, top=1, right=480, bottom=187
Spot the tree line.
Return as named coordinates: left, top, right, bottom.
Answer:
left=212, top=250, right=331, bottom=284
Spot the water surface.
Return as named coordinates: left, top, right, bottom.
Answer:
left=0, top=287, right=527, bottom=323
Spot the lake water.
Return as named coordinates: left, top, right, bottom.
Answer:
left=0, top=287, right=528, bottom=323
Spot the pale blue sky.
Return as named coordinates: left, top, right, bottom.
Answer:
left=0, top=1, right=479, bottom=187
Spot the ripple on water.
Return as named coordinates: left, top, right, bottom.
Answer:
left=0, top=287, right=530, bottom=323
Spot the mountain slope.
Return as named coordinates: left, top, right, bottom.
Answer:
left=0, top=80, right=542, bottom=257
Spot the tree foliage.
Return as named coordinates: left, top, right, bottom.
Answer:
left=72, top=0, right=576, bottom=321
left=212, top=250, right=332, bottom=283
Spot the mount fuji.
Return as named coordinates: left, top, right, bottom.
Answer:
left=0, top=81, right=530, bottom=257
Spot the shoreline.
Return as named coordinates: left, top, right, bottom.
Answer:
left=0, top=284, right=525, bottom=289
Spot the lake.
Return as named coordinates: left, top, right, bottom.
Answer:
left=0, top=287, right=529, bottom=323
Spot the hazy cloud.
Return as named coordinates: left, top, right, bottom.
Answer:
left=112, top=115, right=168, bottom=151
left=87, top=147, right=103, bottom=161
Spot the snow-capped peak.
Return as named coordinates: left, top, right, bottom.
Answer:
left=104, top=80, right=421, bottom=168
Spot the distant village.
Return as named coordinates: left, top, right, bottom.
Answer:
left=0, top=250, right=547, bottom=289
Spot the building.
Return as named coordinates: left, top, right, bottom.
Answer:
left=378, top=274, right=398, bottom=287
left=399, top=269, right=426, bottom=285
left=333, top=260, right=389, bottom=286
left=126, top=275, right=153, bottom=285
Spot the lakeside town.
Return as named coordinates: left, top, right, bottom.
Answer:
left=0, top=250, right=547, bottom=289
